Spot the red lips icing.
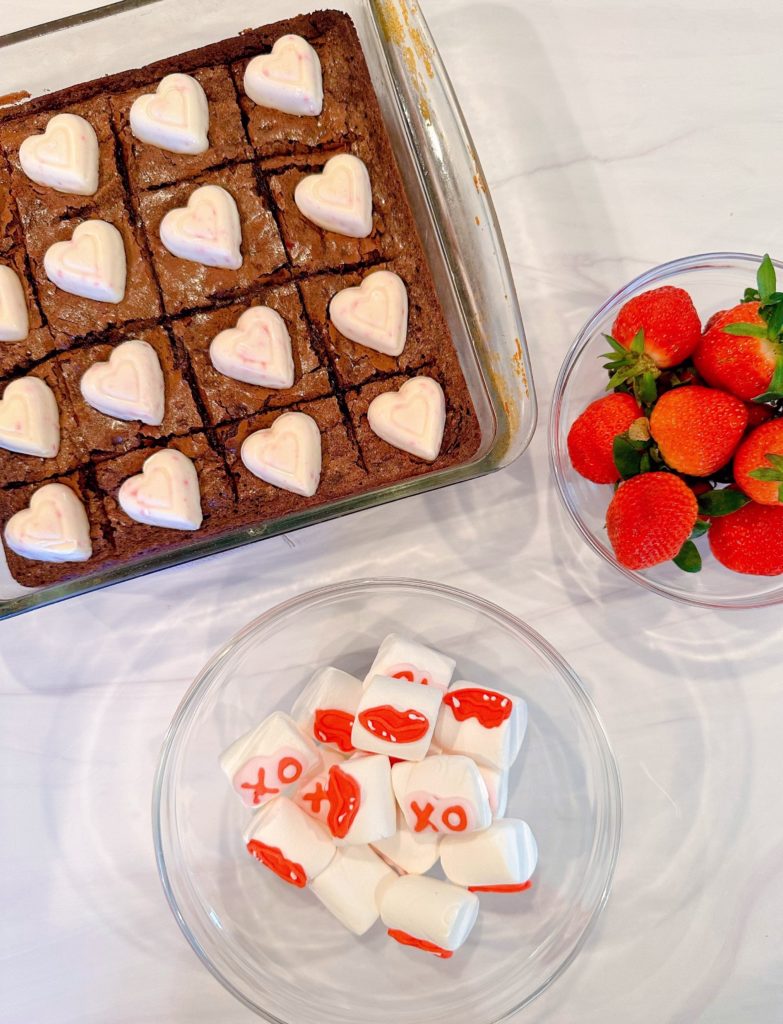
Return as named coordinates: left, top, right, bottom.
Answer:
left=443, top=687, right=513, bottom=729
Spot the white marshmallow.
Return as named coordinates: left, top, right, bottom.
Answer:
left=380, top=874, right=479, bottom=957
left=296, top=753, right=395, bottom=846
left=435, top=680, right=527, bottom=770
left=479, top=764, right=509, bottom=818
left=244, top=796, right=335, bottom=887
left=329, top=270, right=408, bottom=357
left=118, top=449, right=202, bottom=531
left=440, top=819, right=538, bottom=892
left=392, top=754, right=492, bottom=836
left=221, top=710, right=322, bottom=809
left=209, top=306, right=294, bottom=389
left=290, top=666, right=363, bottom=753
left=372, top=809, right=441, bottom=875
left=0, top=264, right=30, bottom=342
left=79, top=338, right=165, bottom=425
left=44, top=220, right=126, bottom=303
left=160, top=184, right=242, bottom=270
left=0, top=377, right=60, bottom=458
left=19, top=113, right=99, bottom=195
left=240, top=411, right=321, bottom=497
left=367, top=376, right=446, bottom=462
left=311, top=845, right=395, bottom=935
left=244, top=34, right=324, bottom=117
left=130, top=73, right=210, bottom=155
left=363, top=633, right=456, bottom=692
left=294, top=154, right=372, bottom=238
left=352, top=674, right=442, bottom=761
left=4, top=482, right=91, bottom=563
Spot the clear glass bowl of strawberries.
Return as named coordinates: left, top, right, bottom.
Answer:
left=551, top=252, right=783, bottom=608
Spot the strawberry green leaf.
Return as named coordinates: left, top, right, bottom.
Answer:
left=630, top=329, right=646, bottom=355
left=765, top=301, right=783, bottom=339
left=602, top=334, right=628, bottom=356
left=753, top=352, right=783, bottom=402
left=691, top=519, right=710, bottom=539
left=637, top=371, right=658, bottom=405
left=612, top=435, right=643, bottom=479
left=697, top=489, right=751, bottom=516
left=722, top=322, right=769, bottom=338
left=749, top=467, right=783, bottom=480
left=673, top=539, right=702, bottom=573
left=744, top=286, right=761, bottom=303
left=757, top=254, right=776, bottom=303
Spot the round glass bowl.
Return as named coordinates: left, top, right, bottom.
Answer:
left=153, top=578, right=621, bottom=1024
left=550, top=252, right=783, bottom=609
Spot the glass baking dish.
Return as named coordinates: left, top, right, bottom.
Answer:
left=0, top=0, right=536, bottom=619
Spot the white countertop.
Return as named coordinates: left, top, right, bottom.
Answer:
left=2, top=1, right=782, bottom=1021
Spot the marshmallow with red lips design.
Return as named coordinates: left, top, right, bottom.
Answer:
left=434, top=680, right=527, bottom=770
left=371, top=808, right=441, bottom=875
left=311, top=844, right=396, bottom=935
left=440, top=819, right=537, bottom=892
left=391, top=754, right=492, bottom=836
left=220, top=711, right=322, bottom=809
left=380, top=874, right=479, bottom=958
left=352, top=674, right=442, bottom=761
left=290, top=666, right=363, bottom=755
left=363, top=633, right=455, bottom=692
left=294, top=752, right=396, bottom=846
left=243, top=796, right=335, bottom=888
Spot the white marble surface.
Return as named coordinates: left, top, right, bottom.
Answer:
left=2, top=0, right=782, bottom=1021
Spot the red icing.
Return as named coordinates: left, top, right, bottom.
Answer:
left=411, top=800, right=439, bottom=833
left=358, top=705, right=429, bottom=744
left=326, top=764, right=361, bottom=839
left=301, top=780, right=330, bottom=814
left=246, top=839, right=307, bottom=888
left=468, top=880, right=533, bottom=894
left=391, top=670, right=416, bottom=682
left=387, top=929, right=453, bottom=958
left=277, top=756, right=303, bottom=784
left=313, top=707, right=355, bottom=752
left=442, top=805, right=468, bottom=832
left=443, top=687, right=513, bottom=729
left=240, top=767, right=280, bottom=805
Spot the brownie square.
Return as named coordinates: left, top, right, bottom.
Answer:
left=171, top=282, right=332, bottom=426
left=54, top=325, right=204, bottom=462
left=23, top=200, right=162, bottom=338
left=94, top=432, right=236, bottom=558
left=0, top=247, right=53, bottom=378
left=0, top=468, right=114, bottom=588
left=110, top=65, right=252, bottom=191
left=217, top=396, right=367, bottom=521
left=137, top=162, right=287, bottom=315
left=0, top=96, right=126, bottom=225
left=345, top=371, right=482, bottom=488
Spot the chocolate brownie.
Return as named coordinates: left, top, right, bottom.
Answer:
left=110, top=65, right=251, bottom=191
left=0, top=153, right=22, bottom=254
left=136, top=162, right=287, bottom=315
left=171, top=282, right=331, bottom=425
left=0, top=247, right=53, bottom=378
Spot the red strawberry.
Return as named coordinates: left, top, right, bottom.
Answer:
left=606, top=472, right=698, bottom=569
left=708, top=500, right=783, bottom=576
left=693, top=302, right=780, bottom=401
left=649, top=385, right=747, bottom=476
left=744, top=402, right=776, bottom=430
left=733, top=419, right=783, bottom=506
left=567, top=392, right=642, bottom=483
left=612, top=286, right=702, bottom=369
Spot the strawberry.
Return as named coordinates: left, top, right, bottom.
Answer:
left=733, top=419, right=783, bottom=505
left=567, top=392, right=643, bottom=483
left=708, top=500, right=783, bottom=576
left=649, top=385, right=747, bottom=476
left=744, top=402, right=776, bottom=430
left=606, top=472, right=698, bottom=569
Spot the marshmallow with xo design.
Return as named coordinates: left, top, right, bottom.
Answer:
left=0, top=265, right=30, bottom=342
left=19, top=113, right=99, bottom=195
left=363, top=632, right=456, bottom=692
left=4, top=482, right=91, bottom=563
left=244, top=34, right=324, bottom=117
left=79, top=339, right=165, bottom=425
left=352, top=674, right=442, bottom=760
left=291, top=666, right=363, bottom=754
left=243, top=796, right=335, bottom=888
left=435, top=680, right=527, bottom=770
left=440, top=818, right=538, bottom=893
left=221, top=710, right=322, bottom=810
left=329, top=270, right=408, bottom=357
left=392, top=754, right=492, bottom=836
left=130, top=73, right=210, bottom=154
left=294, top=153, right=372, bottom=238
left=367, top=376, right=446, bottom=462
left=240, top=411, right=322, bottom=497
left=372, top=808, right=441, bottom=875
left=118, top=449, right=202, bottom=531
left=160, top=184, right=242, bottom=270
left=311, top=844, right=396, bottom=935
left=0, top=377, right=60, bottom=458
left=296, top=752, right=396, bottom=846
left=209, top=306, right=294, bottom=389
left=380, top=874, right=479, bottom=959
left=44, top=220, right=127, bottom=303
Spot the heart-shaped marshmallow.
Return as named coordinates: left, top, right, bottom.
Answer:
left=118, top=449, right=203, bottom=531
left=367, top=376, right=446, bottom=462
left=329, top=270, right=408, bottom=356
left=0, top=377, right=60, bottom=458
left=79, top=339, right=165, bottom=425
left=160, top=184, right=242, bottom=269
left=0, top=264, right=30, bottom=342
left=240, top=411, right=322, bottom=497
left=294, top=154, right=372, bottom=238
left=18, top=113, right=99, bottom=196
left=4, top=483, right=92, bottom=563
left=209, top=306, right=295, bottom=389
left=130, top=73, right=210, bottom=155
left=44, top=220, right=127, bottom=303
left=244, top=34, right=324, bottom=117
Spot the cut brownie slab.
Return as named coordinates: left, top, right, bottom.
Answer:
left=137, top=162, right=287, bottom=315
left=0, top=247, right=53, bottom=378
left=171, top=281, right=331, bottom=426
left=110, top=65, right=251, bottom=191
left=0, top=153, right=23, bottom=254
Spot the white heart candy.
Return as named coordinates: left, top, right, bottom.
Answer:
left=4, top=482, right=92, bottom=563
left=294, top=154, right=372, bottom=238
left=44, top=220, right=127, bottom=304
left=240, top=411, right=321, bottom=497
left=209, top=306, right=295, bottom=389
left=118, top=449, right=202, bottom=531
left=367, top=376, right=446, bottom=462
left=329, top=270, right=408, bottom=356
left=0, top=377, right=60, bottom=458
left=160, top=184, right=242, bottom=269
left=79, top=339, right=165, bottom=425
left=130, top=73, right=210, bottom=155
left=18, top=113, right=99, bottom=196
left=0, top=264, right=30, bottom=342
left=244, top=34, right=324, bottom=117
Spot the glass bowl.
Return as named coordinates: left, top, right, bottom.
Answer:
left=550, top=252, right=783, bottom=610
left=153, top=578, right=621, bottom=1024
